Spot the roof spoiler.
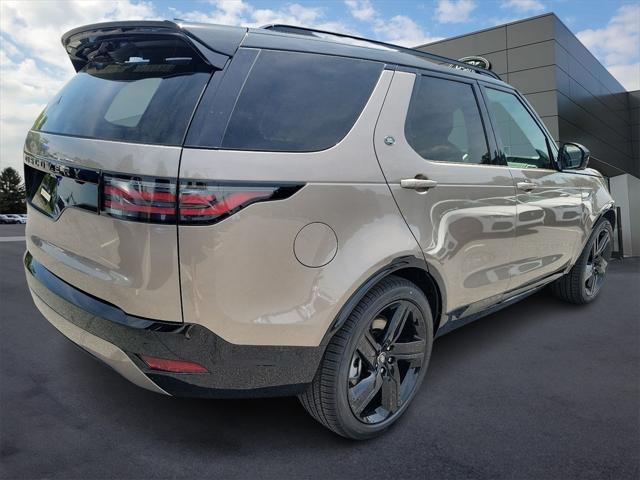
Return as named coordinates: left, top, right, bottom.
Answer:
left=260, top=24, right=501, bottom=80
left=61, top=20, right=246, bottom=72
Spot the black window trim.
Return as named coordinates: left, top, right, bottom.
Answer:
left=403, top=68, right=504, bottom=167
left=478, top=82, right=560, bottom=172
left=184, top=47, right=260, bottom=149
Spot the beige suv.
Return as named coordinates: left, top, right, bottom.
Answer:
left=23, top=21, right=615, bottom=439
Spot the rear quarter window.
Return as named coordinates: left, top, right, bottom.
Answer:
left=188, top=49, right=383, bottom=152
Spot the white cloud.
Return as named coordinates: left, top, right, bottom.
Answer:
left=576, top=4, right=640, bottom=90
left=607, top=63, right=640, bottom=91
left=500, top=0, right=545, bottom=13
left=577, top=4, right=640, bottom=66
left=344, top=0, right=441, bottom=46
left=375, top=15, right=438, bottom=47
left=344, top=0, right=376, bottom=22
left=0, top=0, right=160, bottom=173
left=172, top=0, right=349, bottom=33
left=435, top=0, right=476, bottom=24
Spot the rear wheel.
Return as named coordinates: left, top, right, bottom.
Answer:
left=551, top=218, right=613, bottom=304
left=299, top=276, right=433, bottom=439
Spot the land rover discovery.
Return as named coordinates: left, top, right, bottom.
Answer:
left=23, top=21, right=615, bottom=439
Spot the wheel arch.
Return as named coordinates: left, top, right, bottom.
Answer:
left=321, top=256, right=445, bottom=345
left=601, top=207, right=616, bottom=228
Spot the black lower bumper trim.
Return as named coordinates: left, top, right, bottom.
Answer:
left=25, top=252, right=323, bottom=397
left=148, top=375, right=308, bottom=398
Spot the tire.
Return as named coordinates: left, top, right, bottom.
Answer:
left=551, top=218, right=614, bottom=304
left=299, top=275, right=434, bottom=439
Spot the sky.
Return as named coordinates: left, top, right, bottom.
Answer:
left=1, top=0, right=639, bottom=174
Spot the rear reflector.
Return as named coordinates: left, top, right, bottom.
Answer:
left=101, top=173, right=303, bottom=225
left=140, top=354, right=208, bottom=374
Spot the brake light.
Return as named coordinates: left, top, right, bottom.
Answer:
left=103, top=174, right=177, bottom=223
left=101, top=174, right=302, bottom=225
left=140, top=354, right=208, bottom=374
left=178, top=182, right=277, bottom=225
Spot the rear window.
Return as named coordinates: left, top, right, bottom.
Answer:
left=32, top=36, right=211, bottom=146
left=187, top=49, right=383, bottom=152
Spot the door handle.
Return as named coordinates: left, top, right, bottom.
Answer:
left=400, top=178, right=438, bottom=190
left=517, top=181, right=536, bottom=192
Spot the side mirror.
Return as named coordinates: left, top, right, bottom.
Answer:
left=559, top=142, right=590, bottom=170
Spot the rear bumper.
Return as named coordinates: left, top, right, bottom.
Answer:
left=25, top=252, right=323, bottom=398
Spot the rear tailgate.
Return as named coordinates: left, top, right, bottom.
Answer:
left=23, top=22, right=229, bottom=322
left=24, top=135, right=184, bottom=322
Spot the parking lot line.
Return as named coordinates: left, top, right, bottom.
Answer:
left=0, top=236, right=25, bottom=242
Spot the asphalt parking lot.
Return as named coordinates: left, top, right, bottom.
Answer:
left=1, top=224, right=639, bottom=479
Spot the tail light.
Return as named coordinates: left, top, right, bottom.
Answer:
left=101, top=173, right=302, bottom=225
left=103, top=174, right=177, bottom=223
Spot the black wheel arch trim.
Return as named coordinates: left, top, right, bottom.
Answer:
left=597, top=205, right=616, bottom=227
left=571, top=204, right=617, bottom=269
left=321, top=255, right=446, bottom=345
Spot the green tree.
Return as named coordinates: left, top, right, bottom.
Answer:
left=0, top=167, right=26, bottom=214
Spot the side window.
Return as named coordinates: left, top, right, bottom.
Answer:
left=484, top=88, right=552, bottom=169
left=219, top=50, right=383, bottom=152
left=405, top=75, right=491, bottom=164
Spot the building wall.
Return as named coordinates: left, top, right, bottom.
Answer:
left=416, top=13, right=638, bottom=179
left=630, top=91, right=640, bottom=167
left=610, top=174, right=640, bottom=257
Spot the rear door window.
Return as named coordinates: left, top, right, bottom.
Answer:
left=32, top=36, right=211, bottom=146
left=405, top=75, right=491, bottom=164
left=187, top=49, right=383, bottom=152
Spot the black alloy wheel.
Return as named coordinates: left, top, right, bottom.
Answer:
left=347, top=300, right=427, bottom=424
left=551, top=218, right=614, bottom=304
left=584, top=227, right=611, bottom=297
left=299, top=276, right=434, bottom=439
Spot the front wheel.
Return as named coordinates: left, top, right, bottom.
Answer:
left=299, top=276, right=433, bottom=439
left=551, top=218, right=613, bottom=304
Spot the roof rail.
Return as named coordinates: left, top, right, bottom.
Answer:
left=260, top=24, right=502, bottom=80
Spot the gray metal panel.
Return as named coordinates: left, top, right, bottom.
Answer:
left=416, top=26, right=507, bottom=55
left=555, top=65, right=571, bottom=97
left=566, top=55, right=628, bottom=115
left=631, top=106, right=640, bottom=127
left=554, top=42, right=570, bottom=73
left=539, top=115, right=560, bottom=140
left=630, top=92, right=640, bottom=164
left=479, top=50, right=508, bottom=75
left=558, top=91, right=631, bottom=156
left=508, top=65, right=557, bottom=93
left=506, top=14, right=555, bottom=48
left=567, top=78, right=630, bottom=134
left=507, top=41, right=555, bottom=72
left=524, top=91, right=558, bottom=117
left=558, top=118, right=634, bottom=175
